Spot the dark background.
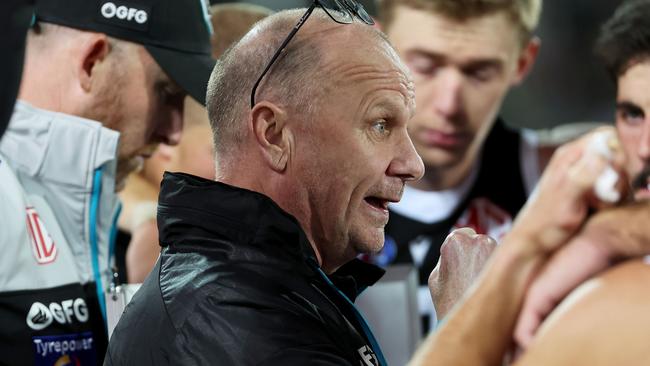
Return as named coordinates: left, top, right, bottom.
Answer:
left=210, top=0, right=624, bottom=129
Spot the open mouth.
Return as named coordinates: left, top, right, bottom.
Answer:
left=364, top=196, right=390, bottom=211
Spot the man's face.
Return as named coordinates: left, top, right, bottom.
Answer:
left=89, top=44, right=185, bottom=189
left=616, top=61, right=650, bottom=200
left=384, top=6, right=528, bottom=175
left=293, top=31, right=424, bottom=271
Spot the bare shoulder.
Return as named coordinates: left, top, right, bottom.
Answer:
left=516, top=259, right=650, bottom=366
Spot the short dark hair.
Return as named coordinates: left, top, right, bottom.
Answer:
left=595, top=0, right=650, bottom=79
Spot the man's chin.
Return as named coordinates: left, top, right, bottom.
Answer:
left=353, top=228, right=386, bottom=255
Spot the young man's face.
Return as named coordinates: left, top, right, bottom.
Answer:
left=616, top=61, right=650, bottom=200
left=384, top=6, right=534, bottom=179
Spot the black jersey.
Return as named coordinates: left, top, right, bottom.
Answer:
left=362, top=119, right=534, bottom=331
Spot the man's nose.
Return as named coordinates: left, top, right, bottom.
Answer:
left=431, top=69, right=463, bottom=118
left=155, top=104, right=184, bottom=146
left=387, top=129, right=425, bottom=182
left=638, top=119, right=650, bottom=161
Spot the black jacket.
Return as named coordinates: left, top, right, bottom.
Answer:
left=105, top=173, right=387, bottom=365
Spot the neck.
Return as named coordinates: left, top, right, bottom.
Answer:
left=267, top=176, right=327, bottom=271
left=19, top=48, right=71, bottom=113
left=218, top=158, right=334, bottom=273
left=18, top=80, right=67, bottom=114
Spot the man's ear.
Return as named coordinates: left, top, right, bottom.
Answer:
left=512, top=36, right=541, bottom=86
left=77, top=34, right=111, bottom=93
left=250, top=101, right=292, bottom=172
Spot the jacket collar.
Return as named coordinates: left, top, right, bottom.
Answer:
left=1, top=101, right=119, bottom=191
left=158, top=172, right=384, bottom=297
left=158, top=172, right=316, bottom=264
left=327, top=259, right=385, bottom=302
left=0, top=101, right=121, bottom=285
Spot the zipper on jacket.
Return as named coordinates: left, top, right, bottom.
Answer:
left=107, top=202, right=122, bottom=278
left=314, top=265, right=388, bottom=366
left=90, top=167, right=107, bottom=324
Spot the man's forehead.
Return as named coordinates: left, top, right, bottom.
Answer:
left=618, top=62, right=650, bottom=105
left=387, top=6, right=519, bottom=61
left=339, top=68, right=415, bottom=121
left=324, top=37, right=415, bottom=103
left=278, top=14, right=414, bottom=108
left=137, top=46, right=183, bottom=93
left=320, top=23, right=409, bottom=74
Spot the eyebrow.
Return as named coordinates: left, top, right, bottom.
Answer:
left=406, top=49, right=504, bottom=69
left=616, top=101, right=645, bottom=114
left=366, top=97, right=411, bottom=122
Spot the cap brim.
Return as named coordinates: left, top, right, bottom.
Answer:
left=145, top=45, right=215, bottom=106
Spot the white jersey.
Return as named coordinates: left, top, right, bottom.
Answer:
left=0, top=101, right=120, bottom=365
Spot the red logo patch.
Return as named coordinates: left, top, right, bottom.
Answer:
left=454, top=198, right=513, bottom=240
left=26, top=207, right=57, bottom=264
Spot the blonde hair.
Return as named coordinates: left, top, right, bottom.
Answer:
left=378, top=0, right=542, bottom=43
left=209, top=3, right=273, bottom=59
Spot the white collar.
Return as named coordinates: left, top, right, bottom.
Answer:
left=1, top=101, right=119, bottom=190
left=390, top=165, right=479, bottom=224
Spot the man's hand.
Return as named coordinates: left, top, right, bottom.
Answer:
left=514, top=201, right=650, bottom=350
left=429, top=228, right=497, bottom=320
left=508, top=127, right=626, bottom=257
left=409, top=128, right=629, bottom=366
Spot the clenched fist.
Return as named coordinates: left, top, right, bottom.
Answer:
left=429, top=228, right=497, bottom=321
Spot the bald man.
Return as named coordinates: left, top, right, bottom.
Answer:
left=106, top=4, right=423, bottom=365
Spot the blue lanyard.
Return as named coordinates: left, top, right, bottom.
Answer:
left=315, top=266, right=388, bottom=366
left=89, top=168, right=106, bottom=324
left=107, top=202, right=122, bottom=273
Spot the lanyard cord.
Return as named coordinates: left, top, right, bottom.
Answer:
left=314, top=265, right=388, bottom=366
left=89, top=168, right=106, bottom=324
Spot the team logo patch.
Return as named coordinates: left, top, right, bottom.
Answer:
left=26, top=299, right=89, bottom=331
left=26, top=302, right=53, bottom=331
left=357, top=345, right=379, bottom=366
left=32, top=332, right=96, bottom=366
left=97, top=1, right=151, bottom=31
left=453, top=198, right=513, bottom=240
left=26, top=207, right=57, bottom=264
